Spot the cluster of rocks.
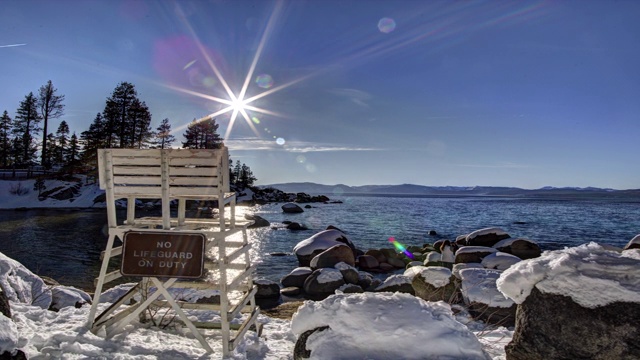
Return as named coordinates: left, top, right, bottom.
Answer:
left=254, top=226, right=545, bottom=329
left=250, top=187, right=330, bottom=205
left=0, top=252, right=92, bottom=359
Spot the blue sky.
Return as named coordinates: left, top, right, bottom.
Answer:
left=1, top=0, right=639, bottom=189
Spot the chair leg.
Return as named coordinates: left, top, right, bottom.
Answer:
left=88, top=233, right=116, bottom=326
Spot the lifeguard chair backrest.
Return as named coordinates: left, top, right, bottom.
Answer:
left=97, top=147, right=230, bottom=200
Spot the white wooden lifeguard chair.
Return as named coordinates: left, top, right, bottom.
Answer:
left=88, top=147, right=261, bottom=356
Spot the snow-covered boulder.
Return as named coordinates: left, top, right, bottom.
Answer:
left=481, top=252, right=521, bottom=270
left=459, top=268, right=516, bottom=326
left=424, top=251, right=442, bottom=266
left=374, top=274, right=414, bottom=295
left=334, top=262, right=359, bottom=285
left=281, top=267, right=313, bottom=288
left=498, top=243, right=640, bottom=359
left=454, top=246, right=497, bottom=264
left=303, top=268, right=345, bottom=300
left=309, top=244, right=355, bottom=269
left=411, top=266, right=459, bottom=303
left=0, top=252, right=51, bottom=309
left=452, top=263, right=484, bottom=280
left=50, top=286, right=91, bottom=311
left=465, top=227, right=510, bottom=247
left=293, top=230, right=356, bottom=267
left=493, top=237, right=541, bottom=259
left=624, top=234, right=640, bottom=250
left=282, top=202, right=304, bottom=213
left=291, top=292, right=490, bottom=360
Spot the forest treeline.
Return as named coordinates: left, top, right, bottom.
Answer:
left=0, top=81, right=256, bottom=188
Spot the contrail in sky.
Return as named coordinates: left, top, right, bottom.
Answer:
left=0, top=43, right=26, bottom=48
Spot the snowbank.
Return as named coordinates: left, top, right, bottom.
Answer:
left=293, top=229, right=351, bottom=256
left=0, top=179, right=103, bottom=209
left=290, top=292, right=489, bottom=360
left=497, top=242, right=640, bottom=308
left=0, top=252, right=51, bottom=309
left=459, top=268, right=514, bottom=308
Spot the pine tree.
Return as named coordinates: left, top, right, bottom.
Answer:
left=54, top=120, right=70, bottom=167
left=239, top=163, right=257, bottom=188
left=44, top=133, right=57, bottom=168
left=37, top=80, right=65, bottom=168
left=129, top=99, right=152, bottom=148
left=80, top=113, right=107, bottom=167
left=0, top=110, right=12, bottom=168
left=181, top=118, right=223, bottom=149
left=13, top=92, right=41, bottom=167
left=66, top=133, right=80, bottom=173
left=153, top=118, right=175, bottom=149
left=102, top=82, right=153, bottom=148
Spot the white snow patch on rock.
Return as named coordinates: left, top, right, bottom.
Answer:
left=418, top=267, right=452, bottom=287
left=316, top=268, right=344, bottom=284
left=497, top=242, right=640, bottom=308
left=290, top=292, right=489, bottom=360
left=293, top=230, right=350, bottom=256
left=459, top=268, right=514, bottom=308
left=481, top=252, right=521, bottom=270
left=0, top=252, right=51, bottom=309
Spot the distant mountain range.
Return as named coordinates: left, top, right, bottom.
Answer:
left=262, top=182, right=640, bottom=199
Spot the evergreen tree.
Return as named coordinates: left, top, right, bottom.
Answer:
left=228, top=157, right=236, bottom=185
left=153, top=118, right=175, bottom=149
left=54, top=120, right=70, bottom=166
left=44, top=133, right=57, bottom=168
left=238, top=163, right=257, bottom=188
left=182, top=118, right=223, bottom=149
left=37, top=80, right=65, bottom=168
left=0, top=111, right=12, bottom=168
left=13, top=92, right=41, bottom=167
left=102, top=82, right=153, bottom=148
left=79, top=113, right=107, bottom=167
left=66, top=133, right=80, bottom=173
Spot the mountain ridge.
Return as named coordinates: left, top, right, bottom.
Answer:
left=261, top=182, right=640, bottom=199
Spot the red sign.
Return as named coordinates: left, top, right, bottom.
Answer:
left=121, top=231, right=205, bottom=278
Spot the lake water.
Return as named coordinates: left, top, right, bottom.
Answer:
left=1, top=195, right=639, bottom=290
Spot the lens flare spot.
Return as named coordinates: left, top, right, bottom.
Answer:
left=183, top=59, right=197, bottom=70
left=251, top=116, right=260, bottom=124
left=256, top=74, right=274, bottom=89
left=296, top=155, right=306, bottom=163
left=305, top=163, right=317, bottom=173
left=378, top=17, right=396, bottom=33
left=276, top=137, right=285, bottom=145
left=388, top=237, right=414, bottom=259
left=202, top=76, right=216, bottom=87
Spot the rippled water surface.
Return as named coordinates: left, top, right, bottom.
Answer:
left=1, top=196, right=639, bottom=289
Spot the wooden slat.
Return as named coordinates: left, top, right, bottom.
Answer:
left=166, top=149, right=220, bottom=158
left=100, top=245, right=122, bottom=260
left=229, top=286, right=258, bottom=319
left=169, top=157, right=220, bottom=166
left=113, top=166, right=162, bottom=176
left=111, top=156, right=162, bottom=166
left=168, top=188, right=224, bottom=197
left=94, top=270, right=122, bottom=287
left=112, top=186, right=163, bottom=196
left=168, top=177, right=220, bottom=186
left=170, top=167, right=218, bottom=176
left=114, top=175, right=162, bottom=185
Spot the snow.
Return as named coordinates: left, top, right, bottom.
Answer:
left=453, top=263, right=484, bottom=279
left=441, top=244, right=455, bottom=263
left=333, top=262, right=355, bottom=271
left=403, top=265, right=427, bottom=280
left=316, top=268, right=344, bottom=284
left=50, top=286, right=92, bottom=311
left=481, top=252, right=521, bottom=270
left=375, top=274, right=411, bottom=289
left=0, top=178, right=103, bottom=209
left=459, top=268, right=514, bottom=308
left=456, top=246, right=498, bottom=255
left=497, top=242, right=640, bottom=308
left=290, top=292, right=490, bottom=360
left=0, top=314, right=19, bottom=354
left=288, top=267, right=312, bottom=276
left=492, top=237, right=537, bottom=249
left=0, top=252, right=52, bottom=309
left=629, top=234, right=640, bottom=246
left=292, top=230, right=350, bottom=256
left=466, top=227, right=508, bottom=240
left=424, top=251, right=441, bottom=262
left=416, top=267, right=452, bottom=287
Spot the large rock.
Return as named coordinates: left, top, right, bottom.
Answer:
left=459, top=268, right=516, bottom=327
left=281, top=267, right=313, bottom=288
left=493, top=238, right=541, bottom=260
left=310, top=244, right=355, bottom=269
left=454, top=246, right=497, bottom=264
left=374, top=275, right=415, bottom=295
left=245, top=214, right=270, bottom=228
left=465, top=227, right=510, bottom=247
left=254, top=279, right=281, bottom=299
left=49, top=285, right=92, bottom=311
left=0, top=287, right=10, bottom=318
left=282, top=202, right=304, bottom=213
left=334, top=262, right=359, bottom=285
left=505, top=288, right=640, bottom=360
left=293, top=230, right=356, bottom=267
left=411, top=267, right=459, bottom=303
left=364, top=249, right=386, bottom=263
left=303, top=268, right=345, bottom=300
left=356, top=255, right=379, bottom=271
left=624, top=234, right=640, bottom=250
left=0, top=252, right=52, bottom=309
left=497, top=242, right=640, bottom=359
